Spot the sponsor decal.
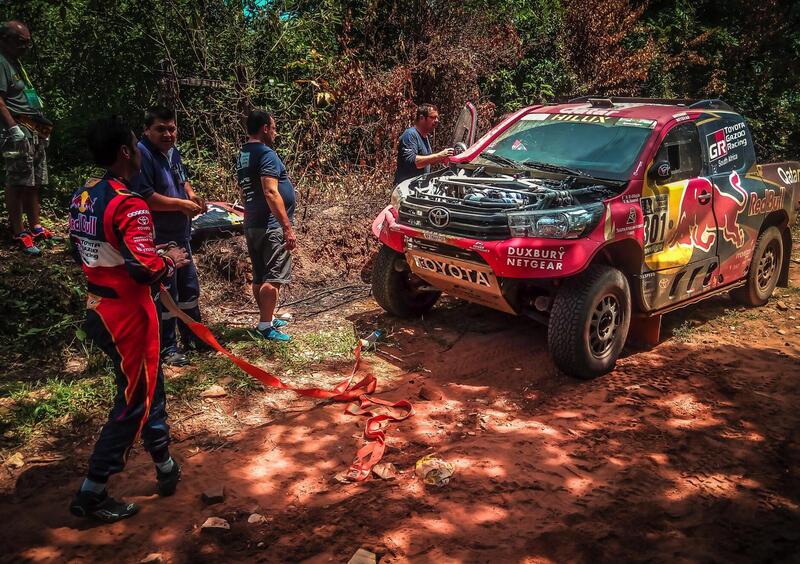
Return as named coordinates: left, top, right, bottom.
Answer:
left=421, top=230, right=447, bottom=242
left=559, top=107, right=619, bottom=116
left=659, top=278, right=670, bottom=289
left=671, top=172, right=748, bottom=253
left=506, top=247, right=566, bottom=271
left=412, top=255, right=491, bottom=287
left=627, top=207, right=637, bottom=225
left=470, top=241, right=488, bottom=252
left=673, top=112, right=690, bottom=123
left=706, top=128, right=728, bottom=161
left=127, top=208, right=150, bottom=218
left=622, top=193, right=640, bottom=204
left=749, top=187, right=785, bottom=216
left=137, top=215, right=150, bottom=226
left=547, top=113, right=609, bottom=124
left=616, top=223, right=642, bottom=235
left=777, top=167, right=800, bottom=185
left=70, top=191, right=97, bottom=214
left=68, top=214, right=97, bottom=236
left=632, top=161, right=644, bottom=177
left=616, top=117, right=657, bottom=129
left=639, top=271, right=656, bottom=279
left=657, top=162, right=671, bottom=177
left=511, top=139, right=527, bottom=151
left=707, top=122, right=748, bottom=164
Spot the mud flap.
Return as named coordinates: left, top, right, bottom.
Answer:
left=627, top=314, right=662, bottom=349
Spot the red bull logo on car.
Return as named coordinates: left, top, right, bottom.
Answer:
left=671, top=171, right=748, bottom=253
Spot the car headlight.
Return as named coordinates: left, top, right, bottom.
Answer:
left=507, top=203, right=604, bottom=239
left=390, top=183, right=410, bottom=211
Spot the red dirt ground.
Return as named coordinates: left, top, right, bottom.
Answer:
left=2, top=254, right=799, bottom=562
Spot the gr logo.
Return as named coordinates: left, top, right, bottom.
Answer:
left=706, top=129, right=728, bottom=161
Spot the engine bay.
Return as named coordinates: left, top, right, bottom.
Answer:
left=407, top=168, right=618, bottom=211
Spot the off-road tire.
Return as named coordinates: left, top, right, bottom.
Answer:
left=548, top=264, right=631, bottom=379
left=371, top=245, right=440, bottom=317
left=731, top=226, right=784, bottom=307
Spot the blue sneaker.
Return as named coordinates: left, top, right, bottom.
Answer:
left=255, top=326, right=291, bottom=342
left=272, top=318, right=289, bottom=328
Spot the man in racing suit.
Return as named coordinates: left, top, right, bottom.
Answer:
left=68, top=115, right=189, bottom=523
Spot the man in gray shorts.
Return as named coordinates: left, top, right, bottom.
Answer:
left=0, top=20, right=54, bottom=256
left=236, top=110, right=297, bottom=341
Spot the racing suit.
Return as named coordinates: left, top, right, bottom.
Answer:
left=69, top=174, right=176, bottom=483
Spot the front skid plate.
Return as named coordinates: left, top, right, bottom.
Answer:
left=406, top=250, right=517, bottom=315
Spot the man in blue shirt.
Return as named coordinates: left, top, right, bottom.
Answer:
left=133, top=106, right=204, bottom=366
left=237, top=110, right=296, bottom=341
left=393, top=103, right=453, bottom=185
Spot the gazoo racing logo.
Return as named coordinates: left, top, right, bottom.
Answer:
left=412, top=255, right=491, bottom=287
left=706, top=128, right=728, bottom=161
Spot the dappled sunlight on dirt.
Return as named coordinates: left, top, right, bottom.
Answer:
left=2, top=266, right=800, bottom=562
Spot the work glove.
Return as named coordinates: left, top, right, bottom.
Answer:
left=8, top=125, right=25, bottom=142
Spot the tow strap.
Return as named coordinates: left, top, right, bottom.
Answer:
left=159, top=289, right=413, bottom=481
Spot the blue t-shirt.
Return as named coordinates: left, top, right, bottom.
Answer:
left=131, top=138, right=191, bottom=243
left=237, top=142, right=296, bottom=230
left=394, top=126, right=432, bottom=185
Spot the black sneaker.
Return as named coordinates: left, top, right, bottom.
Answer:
left=162, top=351, right=190, bottom=366
left=69, top=489, right=140, bottom=523
left=156, top=462, right=182, bottom=497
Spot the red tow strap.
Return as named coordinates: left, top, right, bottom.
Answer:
left=159, top=288, right=413, bottom=481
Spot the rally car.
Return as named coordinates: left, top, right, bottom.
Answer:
left=370, top=97, right=798, bottom=378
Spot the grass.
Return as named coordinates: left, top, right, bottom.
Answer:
left=0, top=374, right=115, bottom=444
left=671, top=320, right=696, bottom=343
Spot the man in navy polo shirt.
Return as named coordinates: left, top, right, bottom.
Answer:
left=393, top=103, right=453, bottom=185
left=237, top=109, right=296, bottom=341
left=133, top=106, right=204, bottom=366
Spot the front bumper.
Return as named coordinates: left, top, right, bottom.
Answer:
left=372, top=205, right=602, bottom=279
left=372, top=205, right=605, bottom=315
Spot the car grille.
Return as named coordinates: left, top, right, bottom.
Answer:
left=405, top=238, right=488, bottom=264
left=398, top=195, right=511, bottom=240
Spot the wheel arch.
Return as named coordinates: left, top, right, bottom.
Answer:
left=759, top=211, right=791, bottom=287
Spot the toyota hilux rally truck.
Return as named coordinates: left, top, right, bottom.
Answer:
left=370, top=97, right=798, bottom=378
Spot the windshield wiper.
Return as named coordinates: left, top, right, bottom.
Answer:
left=478, top=152, right=523, bottom=168
left=521, top=160, right=587, bottom=177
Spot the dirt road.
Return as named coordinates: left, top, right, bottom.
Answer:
left=2, top=272, right=799, bottom=562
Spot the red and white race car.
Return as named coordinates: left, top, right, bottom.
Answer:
left=371, top=97, right=798, bottom=378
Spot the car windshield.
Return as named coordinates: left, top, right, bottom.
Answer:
left=474, top=113, right=656, bottom=181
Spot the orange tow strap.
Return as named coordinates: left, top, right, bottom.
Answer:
left=159, top=287, right=413, bottom=481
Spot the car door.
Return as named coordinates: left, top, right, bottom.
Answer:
left=639, top=121, right=719, bottom=310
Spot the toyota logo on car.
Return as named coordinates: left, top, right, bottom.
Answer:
left=428, top=207, right=450, bottom=228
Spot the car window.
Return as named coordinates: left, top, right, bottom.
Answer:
left=653, top=123, right=702, bottom=182
left=697, top=114, right=756, bottom=175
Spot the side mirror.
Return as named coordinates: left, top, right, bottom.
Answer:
left=650, top=161, right=671, bottom=182
left=453, top=142, right=468, bottom=155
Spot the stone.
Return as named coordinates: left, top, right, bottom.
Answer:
left=248, top=513, right=268, bottom=524
left=775, top=301, right=789, bottom=311
left=371, top=463, right=398, bottom=480
left=201, top=385, right=227, bottom=398
left=140, top=554, right=164, bottom=563
left=419, top=384, right=443, bottom=401
left=217, top=376, right=234, bottom=386
left=347, top=548, right=377, bottom=564
left=5, top=452, right=24, bottom=469
left=777, top=329, right=787, bottom=336
left=200, top=517, right=230, bottom=532
left=201, top=486, right=225, bottom=505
